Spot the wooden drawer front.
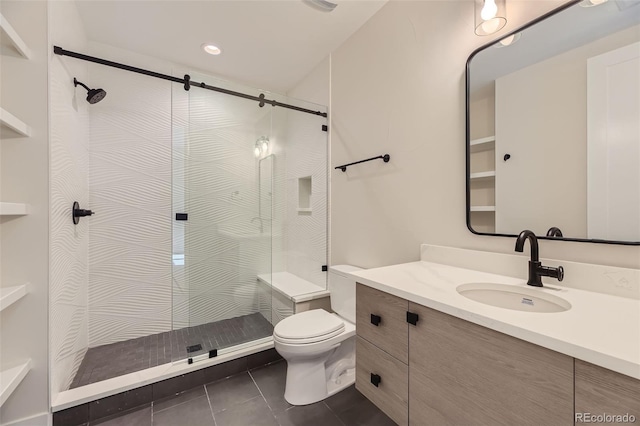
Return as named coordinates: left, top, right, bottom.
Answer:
left=356, top=336, right=408, bottom=426
left=575, top=360, right=640, bottom=425
left=356, top=283, right=408, bottom=363
left=408, top=302, right=573, bottom=426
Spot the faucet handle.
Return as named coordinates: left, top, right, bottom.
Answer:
left=539, top=265, right=564, bottom=282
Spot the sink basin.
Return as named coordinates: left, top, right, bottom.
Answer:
left=456, top=283, right=571, bottom=313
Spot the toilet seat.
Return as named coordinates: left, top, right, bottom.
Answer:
left=274, top=309, right=345, bottom=345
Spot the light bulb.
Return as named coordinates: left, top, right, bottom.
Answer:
left=254, top=146, right=261, bottom=157
left=481, top=0, right=498, bottom=20
left=261, top=141, right=269, bottom=153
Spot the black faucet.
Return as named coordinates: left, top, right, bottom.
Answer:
left=546, top=227, right=563, bottom=237
left=515, top=230, right=564, bottom=287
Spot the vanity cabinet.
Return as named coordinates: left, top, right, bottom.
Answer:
left=575, top=360, right=640, bottom=424
left=356, top=284, right=639, bottom=426
left=355, top=284, right=409, bottom=425
left=408, top=302, right=573, bottom=425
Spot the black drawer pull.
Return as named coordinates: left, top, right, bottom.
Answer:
left=370, top=314, right=381, bottom=326
left=371, top=373, right=381, bottom=387
left=407, top=311, right=419, bottom=325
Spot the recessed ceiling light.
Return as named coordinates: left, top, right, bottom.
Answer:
left=202, top=44, right=222, bottom=55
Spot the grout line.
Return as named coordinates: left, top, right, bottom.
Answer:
left=204, top=384, right=218, bottom=426
left=323, top=401, right=347, bottom=426
left=248, top=369, right=280, bottom=424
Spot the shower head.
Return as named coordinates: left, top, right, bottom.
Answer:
left=74, top=78, right=107, bottom=104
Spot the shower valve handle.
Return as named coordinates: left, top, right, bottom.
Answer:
left=72, top=201, right=94, bottom=224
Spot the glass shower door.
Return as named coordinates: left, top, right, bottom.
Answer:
left=171, top=73, right=273, bottom=362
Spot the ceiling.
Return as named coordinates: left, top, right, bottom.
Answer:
left=75, top=0, right=387, bottom=94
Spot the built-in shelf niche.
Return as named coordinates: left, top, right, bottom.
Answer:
left=298, top=176, right=312, bottom=215
left=0, top=284, right=27, bottom=312
left=0, top=107, right=31, bottom=137
left=0, top=13, right=31, bottom=59
left=0, top=360, right=32, bottom=407
left=0, top=202, right=30, bottom=216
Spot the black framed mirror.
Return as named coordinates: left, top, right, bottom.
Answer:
left=466, top=0, right=640, bottom=245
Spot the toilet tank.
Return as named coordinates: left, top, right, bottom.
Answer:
left=328, top=265, right=363, bottom=323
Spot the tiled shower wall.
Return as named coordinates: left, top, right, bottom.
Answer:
left=87, top=45, right=174, bottom=346
left=49, top=0, right=90, bottom=396
left=283, top=111, right=328, bottom=289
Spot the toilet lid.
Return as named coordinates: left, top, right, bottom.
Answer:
left=274, top=309, right=345, bottom=341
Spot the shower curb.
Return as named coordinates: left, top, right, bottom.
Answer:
left=52, top=348, right=282, bottom=426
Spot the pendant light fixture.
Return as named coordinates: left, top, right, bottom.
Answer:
left=475, top=0, right=507, bottom=36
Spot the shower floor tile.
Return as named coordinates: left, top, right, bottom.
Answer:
left=70, top=312, right=274, bottom=389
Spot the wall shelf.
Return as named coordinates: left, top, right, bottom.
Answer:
left=470, top=171, right=496, bottom=180
left=470, top=135, right=495, bottom=152
left=0, top=107, right=31, bottom=137
left=0, top=360, right=32, bottom=407
left=0, top=284, right=27, bottom=312
left=470, top=206, right=496, bottom=212
left=0, top=202, right=29, bottom=216
left=0, top=14, right=31, bottom=59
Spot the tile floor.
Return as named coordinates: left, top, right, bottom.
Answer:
left=90, top=360, right=396, bottom=426
left=72, top=313, right=274, bottom=388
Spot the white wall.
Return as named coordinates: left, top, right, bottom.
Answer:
left=0, top=1, right=50, bottom=423
left=49, top=0, right=90, bottom=400
left=320, top=0, right=640, bottom=272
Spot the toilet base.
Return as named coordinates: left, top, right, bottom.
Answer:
left=283, top=362, right=355, bottom=406
left=281, top=336, right=356, bottom=406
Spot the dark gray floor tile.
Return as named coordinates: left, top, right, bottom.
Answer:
left=249, top=361, right=292, bottom=412
left=71, top=313, right=272, bottom=388
left=324, top=385, right=367, bottom=414
left=206, top=372, right=260, bottom=413
left=152, top=396, right=215, bottom=426
left=247, top=348, right=282, bottom=370
left=276, top=403, right=344, bottom=426
left=91, top=406, right=151, bottom=426
left=335, top=397, right=396, bottom=426
left=214, top=396, right=277, bottom=426
left=152, top=386, right=205, bottom=413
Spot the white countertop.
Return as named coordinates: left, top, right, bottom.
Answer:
left=350, top=261, right=640, bottom=380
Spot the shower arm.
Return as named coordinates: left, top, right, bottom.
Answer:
left=73, top=78, right=90, bottom=92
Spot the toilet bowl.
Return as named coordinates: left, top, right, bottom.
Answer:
left=273, top=265, right=362, bottom=406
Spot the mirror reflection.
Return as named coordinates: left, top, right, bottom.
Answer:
left=467, top=0, right=640, bottom=244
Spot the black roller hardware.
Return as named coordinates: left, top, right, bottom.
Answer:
left=176, top=213, right=188, bottom=221
left=406, top=311, right=419, bottom=326
left=503, top=154, right=511, bottom=161
left=370, top=314, right=381, bottom=326
left=72, top=201, right=94, bottom=225
left=370, top=373, right=381, bottom=387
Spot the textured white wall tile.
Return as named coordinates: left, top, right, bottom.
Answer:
left=88, top=63, right=173, bottom=346
left=50, top=56, right=90, bottom=393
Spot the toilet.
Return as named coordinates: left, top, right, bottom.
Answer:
left=273, top=265, right=362, bottom=406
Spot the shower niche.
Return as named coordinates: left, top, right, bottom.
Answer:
left=298, top=176, right=312, bottom=214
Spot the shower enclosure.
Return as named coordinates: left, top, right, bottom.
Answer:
left=50, top=45, right=328, bottom=396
